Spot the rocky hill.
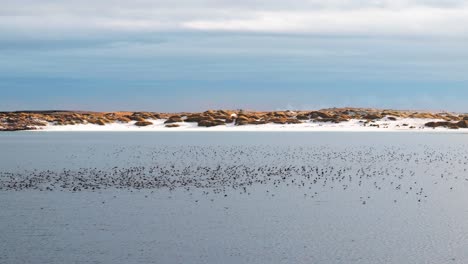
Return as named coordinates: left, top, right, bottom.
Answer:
left=1, top=108, right=467, bottom=131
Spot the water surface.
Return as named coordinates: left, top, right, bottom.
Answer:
left=1, top=132, right=468, bottom=264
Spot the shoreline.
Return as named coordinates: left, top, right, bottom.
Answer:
left=30, top=119, right=468, bottom=133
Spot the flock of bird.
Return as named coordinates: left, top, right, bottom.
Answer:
left=1, top=144, right=467, bottom=204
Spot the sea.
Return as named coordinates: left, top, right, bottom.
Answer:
left=1, top=132, right=468, bottom=264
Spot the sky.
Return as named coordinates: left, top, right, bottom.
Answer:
left=1, top=0, right=468, bottom=112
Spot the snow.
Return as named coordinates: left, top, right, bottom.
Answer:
left=35, top=118, right=468, bottom=132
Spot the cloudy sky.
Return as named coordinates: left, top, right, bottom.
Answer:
left=1, top=0, right=468, bottom=111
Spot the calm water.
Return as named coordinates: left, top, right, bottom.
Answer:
left=1, top=132, right=468, bottom=264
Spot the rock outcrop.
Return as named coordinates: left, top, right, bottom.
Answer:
left=134, top=121, right=153, bottom=127
left=198, top=119, right=225, bottom=127
left=164, top=116, right=183, bottom=124
left=425, top=120, right=468, bottom=129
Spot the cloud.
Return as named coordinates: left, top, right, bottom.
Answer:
left=183, top=7, right=468, bottom=36
left=1, top=0, right=468, bottom=38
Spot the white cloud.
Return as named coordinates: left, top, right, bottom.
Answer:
left=182, top=7, right=468, bottom=35
left=1, top=0, right=468, bottom=37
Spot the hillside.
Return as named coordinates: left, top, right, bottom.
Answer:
left=1, top=108, right=468, bottom=131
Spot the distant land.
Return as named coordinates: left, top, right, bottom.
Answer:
left=1, top=108, right=468, bottom=132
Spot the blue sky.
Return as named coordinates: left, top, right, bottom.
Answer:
left=1, top=0, right=468, bottom=112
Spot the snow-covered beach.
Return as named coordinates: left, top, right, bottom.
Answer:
left=38, top=118, right=468, bottom=132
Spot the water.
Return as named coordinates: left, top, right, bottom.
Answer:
left=1, top=132, right=468, bottom=263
